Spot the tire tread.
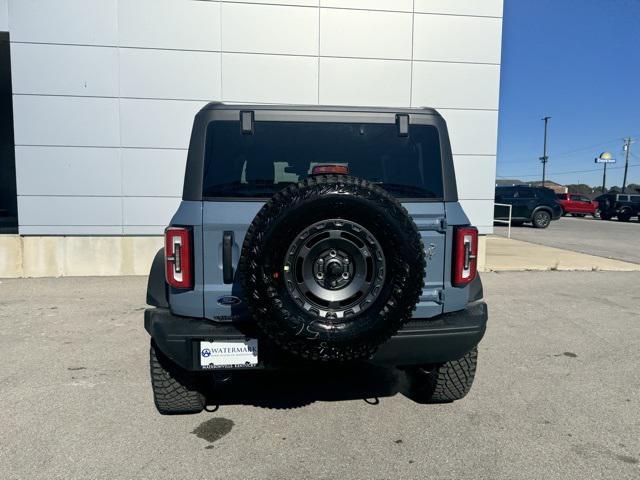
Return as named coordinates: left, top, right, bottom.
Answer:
left=240, top=175, right=426, bottom=362
left=150, top=341, right=205, bottom=414
left=408, top=347, right=478, bottom=403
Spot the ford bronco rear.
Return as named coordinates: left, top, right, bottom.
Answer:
left=145, top=103, right=488, bottom=414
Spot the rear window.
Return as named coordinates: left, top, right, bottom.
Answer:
left=518, top=187, right=535, bottom=198
left=202, top=120, right=443, bottom=200
left=535, top=188, right=557, bottom=201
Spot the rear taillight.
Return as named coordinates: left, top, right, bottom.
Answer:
left=452, top=226, right=478, bottom=287
left=165, top=227, right=193, bottom=289
left=311, top=164, right=349, bottom=175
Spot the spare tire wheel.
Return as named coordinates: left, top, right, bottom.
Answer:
left=240, top=175, right=426, bottom=361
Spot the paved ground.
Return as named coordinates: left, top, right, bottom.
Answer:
left=1, top=274, right=639, bottom=480
left=494, top=216, right=640, bottom=264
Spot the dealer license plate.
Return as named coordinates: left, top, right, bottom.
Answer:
left=199, top=339, right=258, bottom=369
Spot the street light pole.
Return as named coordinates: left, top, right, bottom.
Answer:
left=540, top=117, right=551, bottom=187
left=595, top=152, right=615, bottom=193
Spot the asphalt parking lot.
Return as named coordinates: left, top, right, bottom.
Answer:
left=1, top=273, right=639, bottom=479
left=494, top=216, right=640, bottom=264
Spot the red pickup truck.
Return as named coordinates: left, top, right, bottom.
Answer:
left=555, top=193, right=598, bottom=217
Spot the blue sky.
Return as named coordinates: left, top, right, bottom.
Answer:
left=497, top=0, right=640, bottom=187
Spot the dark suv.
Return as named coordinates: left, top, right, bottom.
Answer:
left=494, top=185, right=562, bottom=228
left=144, top=103, right=488, bottom=414
left=594, top=193, right=640, bottom=222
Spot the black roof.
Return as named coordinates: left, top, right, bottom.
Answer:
left=199, top=101, right=441, bottom=117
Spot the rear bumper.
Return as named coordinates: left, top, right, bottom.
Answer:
left=145, top=301, right=488, bottom=371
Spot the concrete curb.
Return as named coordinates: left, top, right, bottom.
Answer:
left=484, top=236, right=640, bottom=272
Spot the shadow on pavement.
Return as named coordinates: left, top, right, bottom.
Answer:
left=205, top=363, right=408, bottom=410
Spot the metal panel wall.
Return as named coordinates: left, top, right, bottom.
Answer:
left=8, top=0, right=502, bottom=235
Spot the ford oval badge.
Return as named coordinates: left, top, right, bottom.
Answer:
left=217, top=295, right=242, bottom=307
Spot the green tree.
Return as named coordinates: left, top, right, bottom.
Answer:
left=566, top=184, right=593, bottom=194
left=625, top=183, right=640, bottom=193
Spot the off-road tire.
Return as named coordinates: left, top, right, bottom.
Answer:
left=406, top=347, right=478, bottom=403
left=150, top=340, right=206, bottom=414
left=532, top=210, right=551, bottom=228
left=241, top=175, right=425, bottom=362
left=617, top=210, right=632, bottom=222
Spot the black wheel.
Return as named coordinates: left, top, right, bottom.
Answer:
left=406, top=347, right=478, bottom=403
left=617, top=210, right=632, bottom=222
left=241, top=175, right=425, bottom=362
left=532, top=210, right=551, bottom=228
left=150, top=340, right=205, bottom=414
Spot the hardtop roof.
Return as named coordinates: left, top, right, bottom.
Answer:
left=199, top=102, right=441, bottom=117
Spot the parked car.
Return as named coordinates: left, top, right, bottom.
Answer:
left=594, top=193, right=640, bottom=221
left=494, top=185, right=563, bottom=228
left=555, top=193, right=598, bottom=217
left=144, top=103, right=488, bottom=414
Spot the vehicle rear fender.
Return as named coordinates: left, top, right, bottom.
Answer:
left=147, top=248, right=168, bottom=308
left=619, top=205, right=633, bottom=214
left=166, top=200, right=205, bottom=318
left=442, top=201, right=478, bottom=313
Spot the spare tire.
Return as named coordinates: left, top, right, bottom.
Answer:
left=240, top=174, right=425, bottom=361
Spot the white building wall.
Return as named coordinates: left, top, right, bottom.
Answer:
left=7, top=0, right=502, bottom=235
left=0, top=0, right=8, bottom=31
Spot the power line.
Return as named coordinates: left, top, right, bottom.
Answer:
left=497, top=163, right=640, bottom=179
left=552, top=135, right=637, bottom=158
left=497, top=133, right=640, bottom=166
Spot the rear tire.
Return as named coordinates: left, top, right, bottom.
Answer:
left=150, top=340, right=206, bottom=415
left=532, top=210, right=551, bottom=228
left=618, top=210, right=632, bottom=222
left=406, top=347, right=478, bottom=403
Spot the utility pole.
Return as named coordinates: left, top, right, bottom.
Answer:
left=540, top=117, right=551, bottom=187
left=622, top=137, right=634, bottom=193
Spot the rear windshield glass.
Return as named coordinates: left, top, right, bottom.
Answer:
left=202, top=121, right=443, bottom=200
left=536, top=188, right=557, bottom=201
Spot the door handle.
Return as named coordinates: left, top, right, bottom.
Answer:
left=223, top=231, right=234, bottom=284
